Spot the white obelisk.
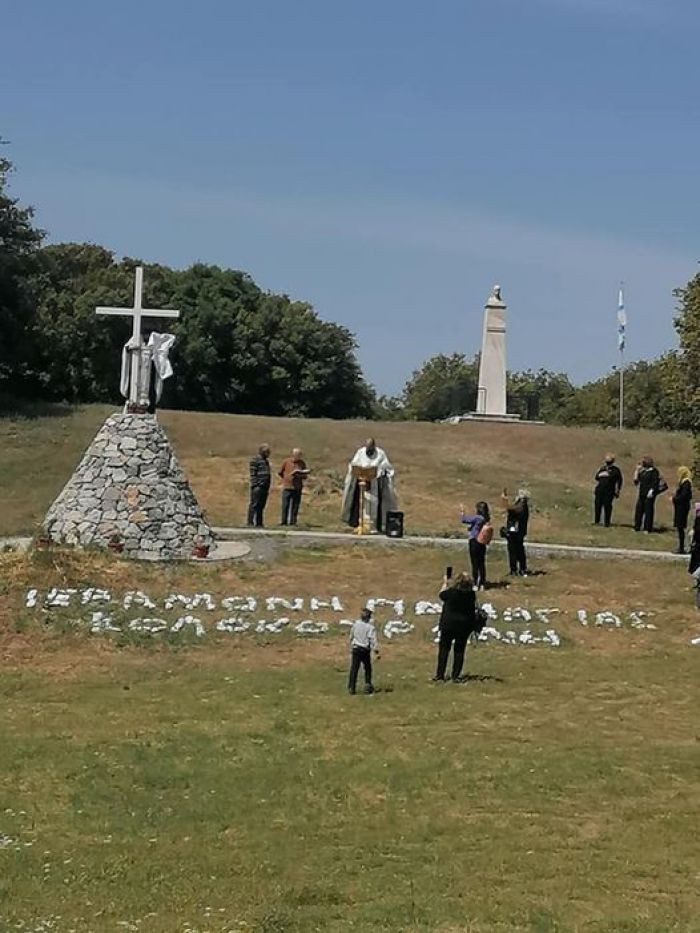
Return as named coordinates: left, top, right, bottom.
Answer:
left=475, top=284, right=508, bottom=417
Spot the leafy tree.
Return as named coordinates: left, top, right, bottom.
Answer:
left=402, top=353, right=479, bottom=421
left=673, top=270, right=700, bottom=465
left=27, top=250, right=375, bottom=417
left=507, top=369, right=576, bottom=422
left=0, top=145, right=44, bottom=400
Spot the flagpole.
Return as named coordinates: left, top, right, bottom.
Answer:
left=617, top=282, right=626, bottom=432
left=619, top=343, right=624, bottom=432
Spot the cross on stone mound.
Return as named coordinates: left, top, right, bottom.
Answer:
left=43, top=270, right=214, bottom=560
left=96, top=265, right=180, bottom=412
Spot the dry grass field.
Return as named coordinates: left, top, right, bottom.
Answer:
left=0, top=404, right=693, bottom=552
left=1, top=544, right=700, bottom=931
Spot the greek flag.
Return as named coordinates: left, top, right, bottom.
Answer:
left=617, top=286, right=626, bottom=352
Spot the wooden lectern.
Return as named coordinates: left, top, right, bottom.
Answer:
left=352, top=465, right=377, bottom=535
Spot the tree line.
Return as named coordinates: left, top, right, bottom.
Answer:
left=0, top=150, right=374, bottom=418
left=2, top=143, right=699, bottom=436
left=380, top=348, right=694, bottom=432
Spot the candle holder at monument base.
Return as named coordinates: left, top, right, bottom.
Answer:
left=351, top=465, right=378, bottom=535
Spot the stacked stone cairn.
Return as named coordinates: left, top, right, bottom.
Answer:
left=44, top=413, right=214, bottom=560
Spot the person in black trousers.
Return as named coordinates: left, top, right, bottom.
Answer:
left=432, top=572, right=477, bottom=683
left=672, top=466, right=693, bottom=553
left=247, top=444, right=271, bottom=527
left=347, top=608, right=380, bottom=694
left=593, top=454, right=623, bottom=526
left=502, top=488, right=530, bottom=576
left=633, top=457, right=665, bottom=533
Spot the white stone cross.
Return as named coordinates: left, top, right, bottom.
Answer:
left=96, top=266, right=180, bottom=406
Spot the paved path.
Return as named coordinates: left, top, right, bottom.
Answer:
left=0, top=530, right=687, bottom=564
left=212, top=526, right=688, bottom=564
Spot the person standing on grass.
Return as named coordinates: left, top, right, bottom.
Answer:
left=593, top=453, right=623, bottom=527
left=347, top=608, right=380, bottom=695
left=687, top=505, right=700, bottom=608
left=278, top=447, right=310, bottom=526
left=459, top=501, right=493, bottom=590
left=672, top=467, right=693, bottom=554
left=633, top=457, right=666, bottom=533
left=432, top=571, right=477, bottom=683
left=247, top=443, right=271, bottom=527
left=502, top=488, right=530, bottom=576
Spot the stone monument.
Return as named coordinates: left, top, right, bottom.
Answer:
left=43, top=267, right=215, bottom=560
left=472, top=284, right=520, bottom=422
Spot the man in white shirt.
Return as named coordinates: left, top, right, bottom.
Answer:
left=347, top=608, right=380, bottom=695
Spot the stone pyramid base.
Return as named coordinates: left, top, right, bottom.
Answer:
left=44, top=413, right=214, bottom=561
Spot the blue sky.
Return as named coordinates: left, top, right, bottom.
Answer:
left=3, top=0, right=699, bottom=395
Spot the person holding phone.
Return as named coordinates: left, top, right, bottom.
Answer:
left=501, top=487, right=530, bottom=576
left=459, top=501, right=493, bottom=590
left=432, top=570, right=477, bottom=683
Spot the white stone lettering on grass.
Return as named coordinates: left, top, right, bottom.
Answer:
left=215, top=617, right=250, bottom=633
left=480, top=602, right=498, bottom=620
left=503, top=607, right=532, bottom=623
left=89, top=611, right=121, bottom=634
left=128, top=617, right=168, bottom=634
left=45, top=587, right=77, bottom=608
left=535, top=608, right=561, bottom=624
left=294, top=620, right=329, bottom=635
left=165, top=593, right=216, bottom=611
left=25, top=589, right=38, bottom=608
left=690, top=636, right=700, bottom=646
left=80, top=587, right=112, bottom=605
left=595, top=611, right=622, bottom=628
left=255, top=617, right=291, bottom=634
left=383, top=620, right=414, bottom=639
left=171, top=615, right=205, bottom=637
left=366, top=597, right=404, bottom=617
left=123, top=590, right=157, bottom=610
left=310, top=596, right=344, bottom=612
left=266, top=597, right=304, bottom=612
left=221, top=596, right=257, bottom=612
left=629, top=610, right=656, bottom=630
left=577, top=610, right=589, bottom=626
left=415, top=601, right=441, bottom=615
left=544, top=629, right=561, bottom=647
left=338, top=618, right=354, bottom=628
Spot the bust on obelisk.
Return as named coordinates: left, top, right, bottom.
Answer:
left=473, top=284, right=520, bottom=422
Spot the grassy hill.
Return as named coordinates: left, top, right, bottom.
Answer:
left=0, top=403, right=693, bottom=551
left=1, top=544, right=699, bottom=930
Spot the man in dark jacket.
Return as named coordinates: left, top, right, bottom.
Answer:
left=247, top=444, right=271, bottom=527
left=633, top=456, right=664, bottom=533
left=593, top=454, right=624, bottom=527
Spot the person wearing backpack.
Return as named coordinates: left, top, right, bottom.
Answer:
left=459, top=501, right=493, bottom=590
left=432, top=571, right=478, bottom=683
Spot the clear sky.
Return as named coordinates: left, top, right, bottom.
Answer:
left=3, top=0, right=699, bottom=395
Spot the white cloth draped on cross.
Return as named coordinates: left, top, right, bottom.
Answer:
left=96, top=266, right=180, bottom=411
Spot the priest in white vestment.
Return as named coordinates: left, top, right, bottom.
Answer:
left=341, top=438, right=397, bottom=533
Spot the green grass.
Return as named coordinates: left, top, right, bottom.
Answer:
left=0, top=404, right=693, bottom=554
left=1, top=545, right=700, bottom=931
left=1, top=649, right=699, bottom=932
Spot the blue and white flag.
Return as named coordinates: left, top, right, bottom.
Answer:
left=617, top=286, right=626, bottom=352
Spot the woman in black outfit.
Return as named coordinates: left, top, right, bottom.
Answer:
left=502, top=488, right=530, bottom=576
left=672, top=466, right=693, bottom=554
left=432, top=572, right=477, bottom=683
